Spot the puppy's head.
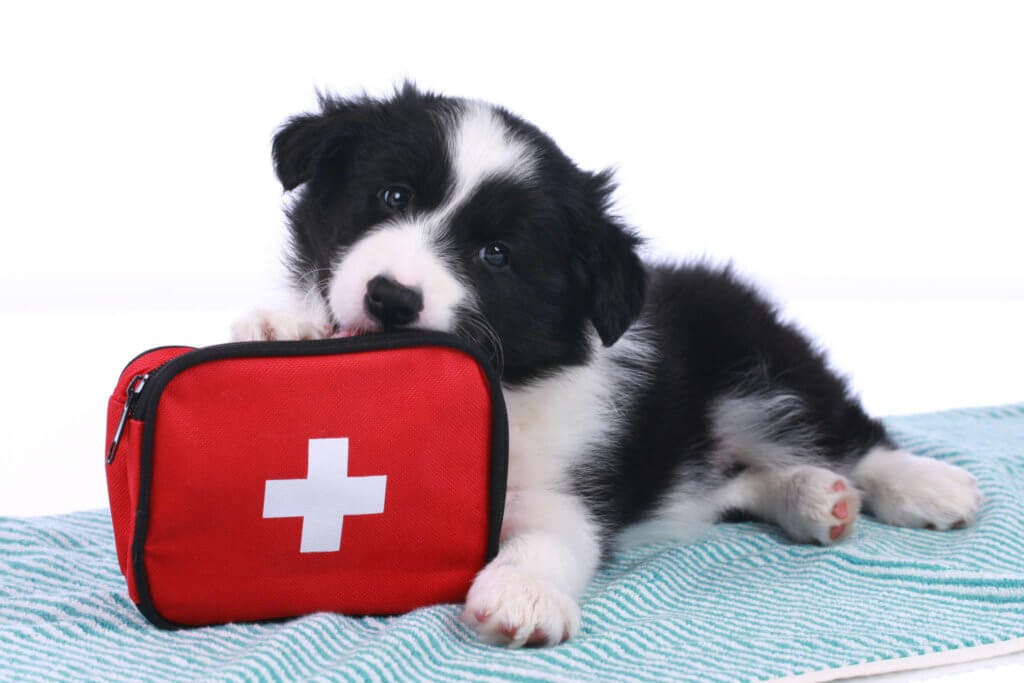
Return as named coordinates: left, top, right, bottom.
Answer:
left=276, top=84, right=646, bottom=383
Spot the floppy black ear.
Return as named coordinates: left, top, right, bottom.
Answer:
left=272, top=104, right=358, bottom=193
left=272, top=85, right=424, bottom=191
left=272, top=113, right=335, bottom=191
left=578, top=170, right=648, bottom=346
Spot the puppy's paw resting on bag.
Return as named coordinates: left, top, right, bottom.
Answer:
left=231, top=306, right=332, bottom=342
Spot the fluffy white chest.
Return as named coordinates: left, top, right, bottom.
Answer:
left=500, top=329, right=655, bottom=494
left=502, top=365, right=614, bottom=492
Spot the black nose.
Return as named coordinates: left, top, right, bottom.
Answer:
left=364, top=275, right=423, bottom=327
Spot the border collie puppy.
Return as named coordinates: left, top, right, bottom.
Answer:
left=233, top=84, right=982, bottom=648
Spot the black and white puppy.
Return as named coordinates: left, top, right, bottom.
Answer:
left=233, top=84, right=982, bottom=648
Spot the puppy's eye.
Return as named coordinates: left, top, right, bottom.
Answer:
left=480, top=242, right=510, bottom=268
left=378, top=185, right=412, bottom=210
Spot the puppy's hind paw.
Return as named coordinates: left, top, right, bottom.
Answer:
left=855, top=448, right=983, bottom=530
left=779, top=468, right=862, bottom=545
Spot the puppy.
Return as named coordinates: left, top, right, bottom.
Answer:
left=233, top=84, right=983, bottom=647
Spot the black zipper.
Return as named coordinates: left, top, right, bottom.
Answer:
left=110, top=333, right=465, bottom=464
left=129, top=332, right=495, bottom=421
left=117, top=345, right=194, bottom=376
left=106, top=373, right=150, bottom=464
left=106, top=352, right=188, bottom=465
left=127, top=359, right=176, bottom=419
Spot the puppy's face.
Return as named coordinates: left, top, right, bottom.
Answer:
left=275, top=85, right=646, bottom=383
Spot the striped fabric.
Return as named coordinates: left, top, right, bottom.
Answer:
left=2, top=404, right=1024, bottom=682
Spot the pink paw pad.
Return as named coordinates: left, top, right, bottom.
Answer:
left=498, top=623, right=518, bottom=640
left=829, top=479, right=852, bottom=539
left=525, top=628, right=548, bottom=646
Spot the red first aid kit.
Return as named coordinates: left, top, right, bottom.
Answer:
left=104, top=332, right=507, bottom=628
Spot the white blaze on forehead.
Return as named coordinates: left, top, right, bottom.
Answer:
left=327, top=102, right=536, bottom=333
left=446, top=101, right=537, bottom=210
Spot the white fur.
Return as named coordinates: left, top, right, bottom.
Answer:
left=502, top=328, right=653, bottom=491
left=326, top=102, right=536, bottom=334
left=326, top=223, right=466, bottom=333
left=464, top=325, right=656, bottom=646
left=710, top=392, right=820, bottom=469
left=464, top=490, right=590, bottom=647
left=853, top=447, right=983, bottom=529
left=446, top=101, right=536, bottom=207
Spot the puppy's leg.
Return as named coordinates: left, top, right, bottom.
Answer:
left=852, top=447, right=982, bottom=530
left=463, top=487, right=601, bottom=648
left=231, top=294, right=333, bottom=342
left=718, top=466, right=862, bottom=544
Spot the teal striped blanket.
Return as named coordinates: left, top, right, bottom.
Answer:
left=3, top=404, right=1024, bottom=682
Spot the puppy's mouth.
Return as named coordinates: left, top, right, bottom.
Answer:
left=327, top=308, right=386, bottom=338
left=331, top=323, right=433, bottom=338
left=329, top=320, right=413, bottom=338
left=330, top=325, right=375, bottom=339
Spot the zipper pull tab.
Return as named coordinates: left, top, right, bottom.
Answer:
left=106, top=374, right=148, bottom=465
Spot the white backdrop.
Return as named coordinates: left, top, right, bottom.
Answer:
left=1, top=1, right=1022, bottom=516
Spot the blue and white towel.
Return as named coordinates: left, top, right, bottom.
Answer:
left=2, top=404, right=1023, bottom=682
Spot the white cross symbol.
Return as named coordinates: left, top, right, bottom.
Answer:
left=262, top=438, right=387, bottom=553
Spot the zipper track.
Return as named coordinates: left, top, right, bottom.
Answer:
left=128, top=330, right=509, bottom=629
left=118, top=345, right=194, bottom=376
left=130, top=332, right=497, bottom=418
left=128, top=359, right=175, bottom=419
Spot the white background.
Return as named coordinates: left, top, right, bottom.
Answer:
left=1, top=0, right=1021, bottom=510
left=1, top=1, right=1023, bottom=679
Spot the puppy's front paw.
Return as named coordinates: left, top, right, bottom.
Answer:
left=230, top=308, right=331, bottom=342
left=859, top=450, right=983, bottom=530
left=463, top=562, right=581, bottom=648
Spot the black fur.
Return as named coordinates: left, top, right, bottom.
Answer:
left=580, top=264, right=892, bottom=539
left=274, top=84, right=892, bottom=544
left=274, top=85, right=459, bottom=300
left=277, top=85, right=646, bottom=384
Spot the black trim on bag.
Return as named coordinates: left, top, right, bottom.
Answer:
left=117, top=345, right=196, bottom=376
left=129, top=330, right=508, bottom=630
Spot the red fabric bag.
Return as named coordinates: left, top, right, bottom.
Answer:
left=104, top=332, right=507, bottom=628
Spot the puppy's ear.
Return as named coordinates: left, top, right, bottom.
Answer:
left=272, top=113, right=332, bottom=191
left=577, top=170, right=647, bottom=346
left=272, top=104, right=357, bottom=192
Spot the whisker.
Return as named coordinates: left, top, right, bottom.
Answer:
left=456, top=311, right=504, bottom=378
left=285, top=266, right=339, bottom=333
